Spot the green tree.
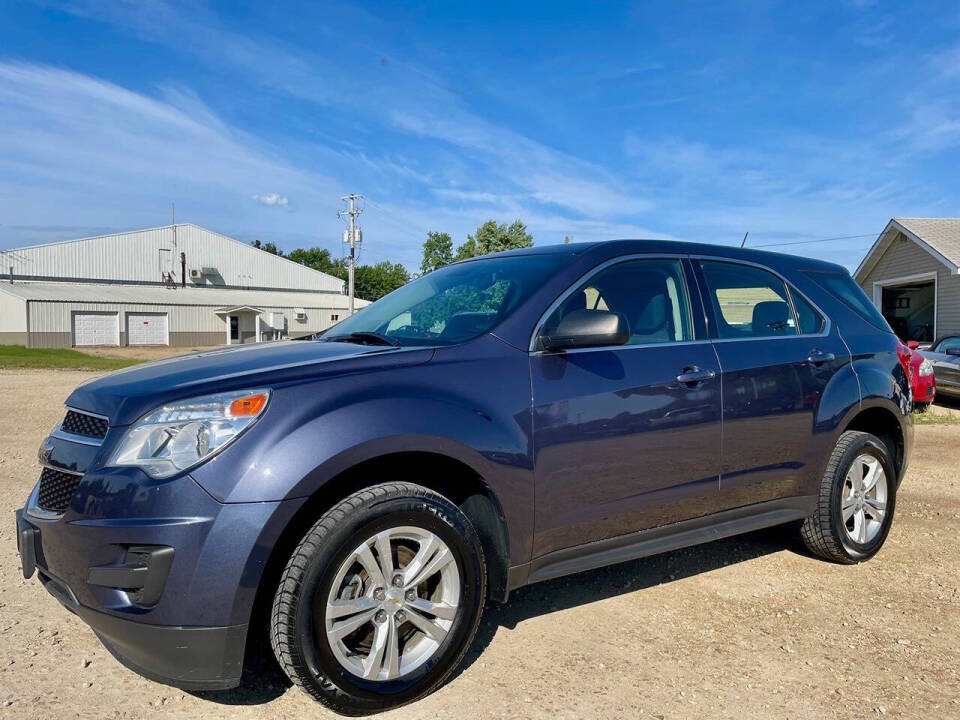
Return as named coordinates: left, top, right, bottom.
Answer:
left=454, top=219, right=533, bottom=261
left=250, top=239, right=283, bottom=256
left=420, top=231, right=454, bottom=274
left=283, top=246, right=410, bottom=301
left=285, top=247, right=347, bottom=279
left=354, top=261, right=411, bottom=301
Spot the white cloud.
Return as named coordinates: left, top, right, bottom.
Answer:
left=252, top=193, right=290, bottom=207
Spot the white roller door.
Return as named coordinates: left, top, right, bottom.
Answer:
left=73, top=312, right=119, bottom=346
left=127, top=312, right=168, bottom=345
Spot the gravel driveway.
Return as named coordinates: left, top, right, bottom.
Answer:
left=1, top=369, right=958, bottom=719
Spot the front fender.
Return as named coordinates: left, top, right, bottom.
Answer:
left=189, top=336, right=535, bottom=561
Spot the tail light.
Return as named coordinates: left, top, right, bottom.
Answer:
left=896, top=341, right=913, bottom=381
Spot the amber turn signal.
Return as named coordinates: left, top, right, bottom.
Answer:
left=228, top=393, right=268, bottom=417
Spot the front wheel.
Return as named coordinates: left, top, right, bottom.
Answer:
left=800, top=430, right=897, bottom=564
left=270, top=482, right=486, bottom=715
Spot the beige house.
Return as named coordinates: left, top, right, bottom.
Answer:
left=855, top=218, right=960, bottom=343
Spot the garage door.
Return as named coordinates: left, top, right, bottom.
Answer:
left=73, top=313, right=119, bottom=346
left=127, top=313, right=168, bottom=345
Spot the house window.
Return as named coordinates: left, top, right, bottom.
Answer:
left=330, top=314, right=340, bottom=322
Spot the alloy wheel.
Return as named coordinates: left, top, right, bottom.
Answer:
left=841, top=453, right=888, bottom=545
left=323, top=526, right=461, bottom=682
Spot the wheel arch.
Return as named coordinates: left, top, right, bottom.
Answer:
left=244, top=450, right=512, bottom=667
left=840, top=403, right=907, bottom=483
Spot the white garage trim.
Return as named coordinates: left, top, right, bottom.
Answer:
left=856, top=219, right=960, bottom=283
left=72, top=312, right=120, bottom=346
left=126, top=312, right=169, bottom=346
left=872, top=271, right=938, bottom=341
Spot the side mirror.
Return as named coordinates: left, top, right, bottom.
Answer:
left=539, top=309, right=630, bottom=351
left=907, top=340, right=920, bottom=350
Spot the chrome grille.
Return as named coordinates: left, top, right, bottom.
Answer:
left=36, top=467, right=83, bottom=514
left=61, top=410, right=108, bottom=440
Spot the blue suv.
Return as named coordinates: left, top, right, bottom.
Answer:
left=17, top=240, right=912, bottom=714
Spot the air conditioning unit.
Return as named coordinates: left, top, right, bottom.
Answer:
left=294, top=307, right=307, bottom=321
left=189, top=268, right=203, bottom=282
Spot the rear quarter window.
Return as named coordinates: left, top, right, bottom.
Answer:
left=802, top=270, right=891, bottom=332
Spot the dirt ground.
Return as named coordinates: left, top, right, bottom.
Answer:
left=77, top=345, right=223, bottom=361
left=1, top=369, right=958, bottom=719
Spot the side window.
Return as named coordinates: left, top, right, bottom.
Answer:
left=699, top=261, right=798, bottom=339
left=791, top=290, right=824, bottom=334
left=803, top=270, right=891, bottom=332
left=541, top=258, right=693, bottom=346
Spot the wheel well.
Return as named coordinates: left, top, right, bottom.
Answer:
left=246, top=452, right=511, bottom=663
left=844, top=406, right=905, bottom=480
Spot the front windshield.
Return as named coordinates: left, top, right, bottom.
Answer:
left=323, top=254, right=565, bottom=346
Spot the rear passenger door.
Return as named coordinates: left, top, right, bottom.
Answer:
left=693, top=259, right=850, bottom=509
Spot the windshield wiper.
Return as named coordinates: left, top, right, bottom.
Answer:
left=323, top=331, right=400, bottom=347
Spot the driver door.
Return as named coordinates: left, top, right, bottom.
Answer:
left=529, top=257, right=723, bottom=558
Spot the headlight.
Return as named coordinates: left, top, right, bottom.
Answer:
left=109, top=389, right=270, bottom=478
left=918, top=357, right=934, bottom=377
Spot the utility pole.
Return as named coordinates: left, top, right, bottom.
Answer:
left=338, top=194, right=363, bottom=314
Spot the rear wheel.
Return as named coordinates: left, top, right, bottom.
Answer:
left=270, top=482, right=486, bottom=715
left=801, top=430, right=897, bottom=563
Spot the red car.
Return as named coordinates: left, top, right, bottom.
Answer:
left=907, top=340, right=936, bottom=410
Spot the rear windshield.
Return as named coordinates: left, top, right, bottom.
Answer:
left=802, top=270, right=891, bottom=332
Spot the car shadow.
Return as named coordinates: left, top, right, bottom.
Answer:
left=442, top=523, right=803, bottom=688
left=190, top=641, right=293, bottom=706
left=932, top=395, right=960, bottom=411
left=192, top=523, right=804, bottom=706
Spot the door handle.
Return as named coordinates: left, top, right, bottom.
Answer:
left=806, top=350, right=835, bottom=365
left=676, top=367, right=716, bottom=385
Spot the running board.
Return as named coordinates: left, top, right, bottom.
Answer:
left=508, top=496, right=816, bottom=590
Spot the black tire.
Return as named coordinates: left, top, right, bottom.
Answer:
left=270, top=482, right=486, bottom=715
left=800, top=430, right=897, bottom=564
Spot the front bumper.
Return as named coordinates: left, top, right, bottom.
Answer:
left=18, top=507, right=247, bottom=690
left=83, top=607, right=247, bottom=691
left=913, top=375, right=936, bottom=404
left=16, top=452, right=304, bottom=691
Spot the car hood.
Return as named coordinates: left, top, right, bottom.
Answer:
left=66, top=340, right=435, bottom=425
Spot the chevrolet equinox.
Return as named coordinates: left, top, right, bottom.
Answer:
left=17, top=240, right=913, bottom=714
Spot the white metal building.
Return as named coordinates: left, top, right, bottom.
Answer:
left=0, top=224, right=366, bottom=348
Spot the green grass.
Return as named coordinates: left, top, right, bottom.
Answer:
left=913, top=407, right=960, bottom=425
left=0, top=345, right=141, bottom=370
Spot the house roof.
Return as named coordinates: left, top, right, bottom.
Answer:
left=0, top=280, right=369, bottom=309
left=854, top=218, right=960, bottom=282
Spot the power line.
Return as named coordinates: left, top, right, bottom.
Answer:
left=750, top=233, right=876, bottom=249
left=364, top=198, right=426, bottom=241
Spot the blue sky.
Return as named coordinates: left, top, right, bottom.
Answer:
left=1, top=1, right=959, bottom=271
